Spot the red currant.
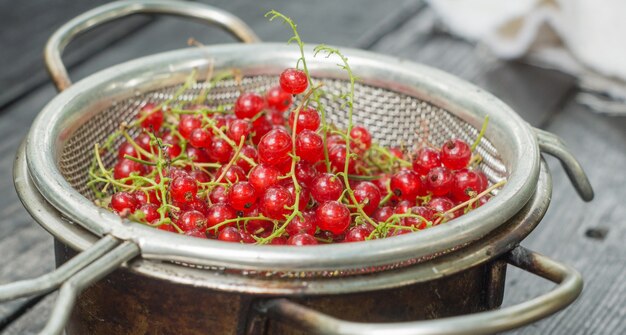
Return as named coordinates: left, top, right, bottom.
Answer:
left=189, top=170, right=211, bottom=184
left=294, top=161, right=318, bottom=187
left=133, top=190, right=160, bottom=206
left=218, top=226, right=242, bottom=242
left=425, top=166, right=454, bottom=196
left=316, top=201, right=350, bottom=235
left=286, top=211, right=317, bottom=236
left=373, top=174, right=391, bottom=195
left=136, top=203, right=159, bottom=223
left=158, top=223, right=177, bottom=233
left=209, top=138, right=233, bottom=164
left=177, top=197, right=209, bottom=216
left=184, top=229, right=207, bottom=239
left=310, top=173, right=343, bottom=203
left=227, top=119, right=252, bottom=142
left=349, top=125, right=372, bottom=153
left=296, top=130, right=324, bottom=162
left=170, top=175, right=198, bottom=203
left=279, top=68, right=308, bottom=94
left=228, top=181, right=258, bottom=211
left=326, top=134, right=345, bottom=148
left=394, top=200, right=414, bottom=214
left=236, top=145, right=258, bottom=173
left=189, top=128, right=212, bottom=149
left=270, top=237, right=288, bottom=245
left=258, top=128, right=292, bottom=166
left=476, top=170, right=489, bottom=191
left=451, top=169, right=485, bottom=201
left=289, top=107, right=320, bottom=133
left=428, top=196, right=454, bottom=215
left=373, top=206, right=394, bottom=223
left=248, top=164, right=280, bottom=192
left=214, top=165, right=246, bottom=184
left=179, top=115, right=202, bottom=139
left=412, top=147, right=441, bottom=176
left=328, top=144, right=356, bottom=174
left=117, top=141, right=140, bottom=160
left=186, top=146, right=211, bottom=164
left=390, top=170, right=422, bottom=200
left=352, top=181, right=382, bottom=215
left=209, top=185, right=228, bottom=204
left=138, top=103, right=164, bottom=131
left=402, top=206, right=435, bottom=229
left=164, top=143, right=182, bottom=160
left=234, top=92, right=265, bottom=119
left=135, top=133, right=154, bottom=152
left=288, top=233, right=318, bottom=245
left=441, top=139, right=472, bottom=170
left=266, top=85, right=293, bottom=112
left=267, top=110, right=285, bottom=126
left=389, top=147, right=404, bottom=159
left=259, top=185, right=293, bottom=220
left=110, top=192, right=138, bottom=214
left=162, top=131, right=179, bottom=144
left=113, top=159, right=146, bottom=183
left=282, top=180, right=311, bottom=209
left=206, top=203, right=237, bottom=234
left=178, top=210, right=207, bottom=232
left=344, top=224, right=373, bottom=242
left=251, top=116, right=272, bottom=145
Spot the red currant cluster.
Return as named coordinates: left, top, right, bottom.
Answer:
left=90, top=65, right=498, bottom=246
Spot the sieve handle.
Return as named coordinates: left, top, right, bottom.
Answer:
left=45, top=0, right=261, bottom=92
left=0, top=236, right=139, bottom=335
left=534, top=128, right=594, bottom=201
left=258, top=246, right=583, bottom=335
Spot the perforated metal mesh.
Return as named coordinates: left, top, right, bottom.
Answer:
left=60, top=75, right=507, bottom=200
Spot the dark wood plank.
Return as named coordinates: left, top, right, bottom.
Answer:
left=0, top=86, right=57, bottom=329
left=502, top=102, right=626, bottom=335
left=0, top=0, right=153, bottom=109
left=0, top=294, right=56, bottom=335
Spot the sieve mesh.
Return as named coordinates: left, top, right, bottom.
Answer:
left=57, top=75, right=508, bottom=278
left=60, top=75, right=507, bottom=201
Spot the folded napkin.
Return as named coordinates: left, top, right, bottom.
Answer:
left=428, top=0, right=626, bottom=113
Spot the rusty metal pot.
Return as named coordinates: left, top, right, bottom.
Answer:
left=2, top=1, right=593, bottom=334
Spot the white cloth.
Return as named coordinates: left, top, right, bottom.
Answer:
left=427, top=0, right=626, bottom=82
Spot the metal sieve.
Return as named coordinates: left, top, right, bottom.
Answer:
left=2, top=1, right=593, bottom=334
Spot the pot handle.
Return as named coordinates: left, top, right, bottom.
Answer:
left=258, top=246, right=583, bottom=335
left=45, top=0, right=261, bottom=92
left=534, top=128, right=594, bottom=201
left=0, top=236, right=139, bottom=335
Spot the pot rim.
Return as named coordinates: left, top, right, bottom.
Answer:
left=24, top=43, right=540, bottom=272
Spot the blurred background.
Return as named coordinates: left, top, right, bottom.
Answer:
left=0, top=1, right=623, bottom=334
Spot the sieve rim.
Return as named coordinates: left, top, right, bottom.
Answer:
left=25, top=43, right=540, bottom=272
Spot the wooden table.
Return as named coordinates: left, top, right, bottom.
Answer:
left=0, top=1, right=624, bottom=334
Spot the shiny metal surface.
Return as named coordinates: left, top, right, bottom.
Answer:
left=41, top=242, right=139, bottom=335
left=27, top=43, right=544, bottom=272
left=259, top=247, right=583, bottom=335
left=534, top=127, right=594, bottom=201
left=44, top=0, right=260, bottom=91
left=0, top=235, right=119, bottom=302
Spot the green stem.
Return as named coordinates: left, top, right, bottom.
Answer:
left=313, top=45, right=377, bottom=229
left=471, top=115, right=489, bottom=152
left=213, top=137, right=246, bottom=184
